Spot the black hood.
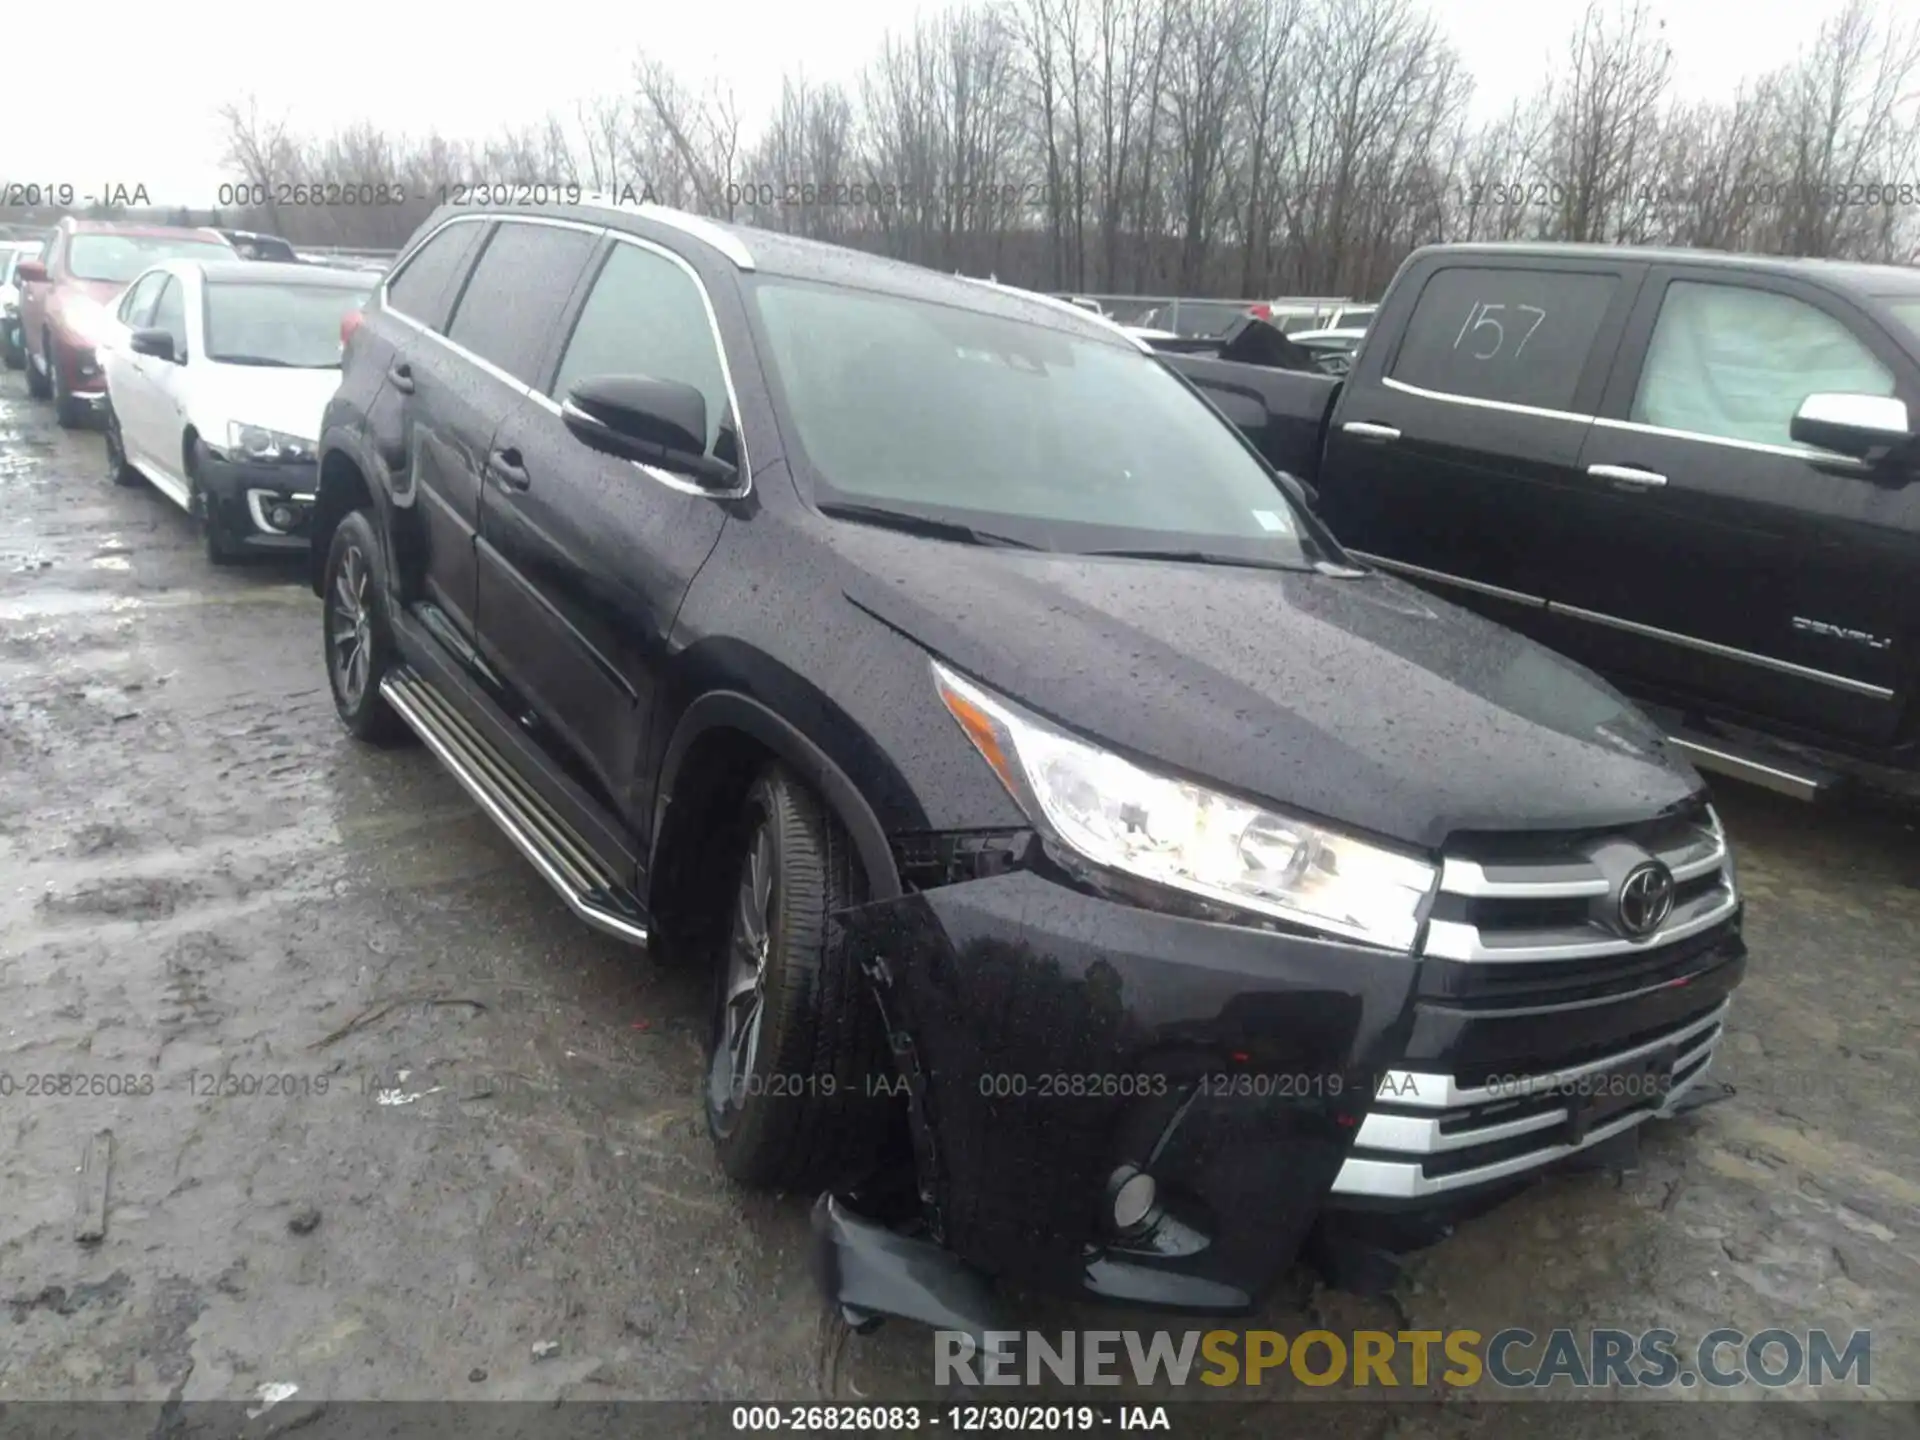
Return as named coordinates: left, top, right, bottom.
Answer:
left=835, top=530, right=1701, bottom=850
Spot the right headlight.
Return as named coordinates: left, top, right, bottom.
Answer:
left=931, top=660, right=1437, bottom=951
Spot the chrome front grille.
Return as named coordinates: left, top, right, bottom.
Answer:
left=1327, top=805, right=1742, bottom=1203
left=1330, top=1002, right=1727, bottom=1200
left=1421, top=807, right=1738, bottom=964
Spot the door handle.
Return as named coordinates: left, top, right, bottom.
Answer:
left=387, top=361, right=415, bottom=394
left=1343, top=421, right=1401, bottom=443
left=487, top=448, right=530, bottom=490
left=1587, top=463, right=1668, bottom=490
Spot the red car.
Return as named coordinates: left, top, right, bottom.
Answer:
left=15, top=219, right=235, bottom=427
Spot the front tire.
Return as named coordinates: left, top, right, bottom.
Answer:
left=704, top=765, right=898, bottom=1192
left=49, top=338, right=85, bottom=428
left=186, top=438, right=239, bottom=564
left=104, top=406, right=141, bottom=487
left=322, top=509, right=410, bottom=746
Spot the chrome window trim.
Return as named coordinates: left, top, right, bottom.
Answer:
left=379, top=217, right=754, bottom=501
left=1549, top=603, right=1894, bottom=699
left=528, top=230, right=753, bottom=501
left=621, top=202, right=755, bottom=271
left=376, top=212, right=495, bottom=327
left=1380, top=373, right=1869, bottom=465
left=1592, top=413, right=1869, bottom=467
left=1344, top=549, right=1546, bottom=608
left=1380, top=375, right=1592, bottom=425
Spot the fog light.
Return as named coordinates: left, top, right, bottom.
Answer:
left=1109, top=1168, right=1157, bottom=1231
left=271, top=504, right=294, bottom=529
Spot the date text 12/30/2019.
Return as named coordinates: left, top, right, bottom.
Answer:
left=731, top=1404, right=1173, bottom=1431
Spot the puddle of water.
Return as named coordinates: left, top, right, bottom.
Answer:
left=0, top=591, right=145, bottom=622
left=91, top=556, right=132, bottom=572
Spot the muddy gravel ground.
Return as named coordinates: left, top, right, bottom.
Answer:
left=0, top=370, right=1915, bottom=1437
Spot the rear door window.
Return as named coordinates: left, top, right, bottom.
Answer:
left=1389, top=266, right=1618, bottom=411
left=444, top=222, right=598, bottom=386
left=1630, top=280, right=1895, bottom=449
left=384, top=220, right=488, bottom=332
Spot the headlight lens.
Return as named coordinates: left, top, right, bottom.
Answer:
left=61, top=297, right=112, bottom=346
left=228, top=422, right=315, bottom=463
left=932, top=660, right=1437, bottom=950
left=1706, top=803, right=1736, bottom=890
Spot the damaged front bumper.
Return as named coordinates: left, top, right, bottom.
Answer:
left=824, top=864, right=1745, bottom=1321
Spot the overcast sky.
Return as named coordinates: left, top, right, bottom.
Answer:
left=9, top=0, right=1879, bottom=207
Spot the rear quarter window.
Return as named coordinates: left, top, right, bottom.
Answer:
left=384, top=220, right=489, bottom=332
left=1389, top=266, right=1618, bottom=411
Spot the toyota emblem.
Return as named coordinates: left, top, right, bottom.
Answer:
left=1617, top=861, right=1676, bottom=937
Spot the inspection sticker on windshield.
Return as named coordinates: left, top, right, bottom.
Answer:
left=1252, top=509, right=1289, bottom=532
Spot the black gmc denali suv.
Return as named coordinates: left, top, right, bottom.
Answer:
left=1160, top=243, right=1920, bottom=802
left=310, top=201, right=1745, bottom=1330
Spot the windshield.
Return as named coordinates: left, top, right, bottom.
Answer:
left=205, top=282, right=372, bottom=368
left=68, top=234, right=233, bottom=283
left=750, top=277, right=1323, bottom=564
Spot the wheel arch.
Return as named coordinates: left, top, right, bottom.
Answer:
left=311, top=443, right=379, bottom=596
left=651, top=691, right=904, bottom=909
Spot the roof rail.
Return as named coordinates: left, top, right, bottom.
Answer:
left=579, top=193, right=755, bottom=270
left=961, top=275, right=1154, bottom=353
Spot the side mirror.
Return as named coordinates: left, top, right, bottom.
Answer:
left=1790, top=392, right=1913, bottom=462
left=15, top=258, right=48, bottom=284
left=129, top=328, right=177, bottom=363
left=561, top=374, right=739, bottom=491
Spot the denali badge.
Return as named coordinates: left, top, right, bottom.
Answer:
left=1792, top=617, right=1893, bottom=650
left=1617, top=861, right=1676, bottom=938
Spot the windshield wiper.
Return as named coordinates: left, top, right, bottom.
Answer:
left=1081, top=547, right=1311, bottom=572
left=817, top=501, right=1043, bottom=550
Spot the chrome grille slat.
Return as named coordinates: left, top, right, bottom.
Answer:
left=1331, top=1003, right=1729, bottom=1199
left=1423, top=815, right=1736, bottom=964
left=1424, top=883, right=1737, bottom=962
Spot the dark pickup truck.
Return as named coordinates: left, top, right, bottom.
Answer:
left=1165, top=243, right=1920, bottom=799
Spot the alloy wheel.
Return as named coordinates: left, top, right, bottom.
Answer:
left=709, top=819, right=775, bottom=1129
left=328, top=544, right=375, bottom=708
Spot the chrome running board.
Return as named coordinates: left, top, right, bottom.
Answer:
left=379, top=668, right=650, bottom=946
left=1666, top=731, right=1836, bottom=802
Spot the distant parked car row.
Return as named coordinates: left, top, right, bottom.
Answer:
left=9, top=215, right=375, bottom=561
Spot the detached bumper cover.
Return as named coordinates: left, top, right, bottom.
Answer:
left=832, top=864, right=1744, bottom=1311
left=836, top=870, right=1420, bottom=1311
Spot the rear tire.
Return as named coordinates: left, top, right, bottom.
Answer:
left=25, top=334, right=51, bottom=399
left=322, top=509, right=410, bottom=746
left=104, top=406, right=141, bottom=487
left=704, top=764, right=898, bottom=1192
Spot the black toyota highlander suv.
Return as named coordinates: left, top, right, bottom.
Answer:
left=310, top=200, right=1745, bottom=1331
